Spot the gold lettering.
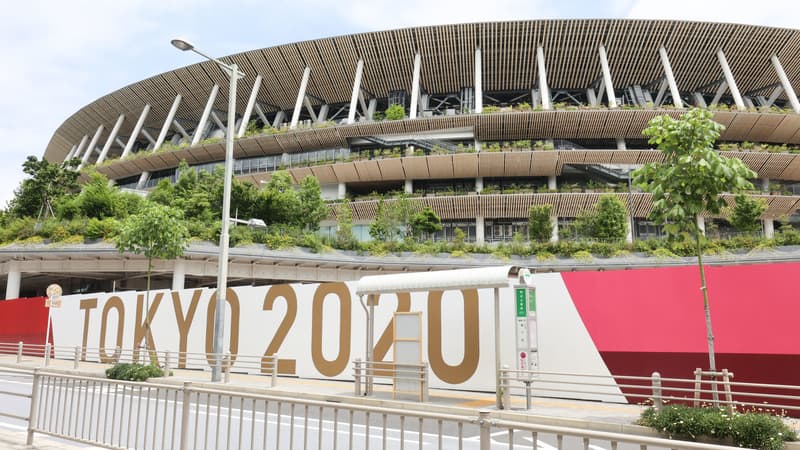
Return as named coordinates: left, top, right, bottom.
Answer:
left=261, top=284, right=298, bottom=375
left=205, top=288, right=240, bottom=369
left=99, top=296, right=124, bottom=363
left=427, top=289, right=480, bottom=384
left=172, top=290, right=202, bottom=368
left=79, top=298, right=97, bottom=361
left=311, top=282, right=351, bottom=377
left=133, top=292, right=163, bottom=364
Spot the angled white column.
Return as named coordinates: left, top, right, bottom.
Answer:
left=303, top=97, right=319, bottom=122
left=4, top=262, right=20, bottom=300
left=347, top=59, right=365, bottom=124
left=192, top=85, right=220, bottom=145
left=64, top=144, right=78, bottom=161
left=765, top=86, right=784, bottom=107
left=152, top=95, right=182, bottom=152
left=290, top=67, right=311, bottom=129
left=536, top=46, right=552, bottom=110
left=710, top=81, right=728, bottom=106
left=121, top=104, right=151, bottom=159
left=474, top=47, right=483, bottom=113
left=172, top=120, right=190, bottom=140
left=72, top=135, right=89, bottom=163
left=367, top=99, right=377, bottom=120
left=654, top=79, right=669, bottom=106
left=96, top=114, right=125, bottom=165
left=254, top=104, right=269, bottom=124
left=141, top=129, right=157, bottom=146
left=80, top=125, right=104, bottom=167
left=209, top=111, right=226, bottom=131
left=598, top=44, right=617, bottom=108
left=317, top=104, right=329, bottom=122
left=409, top=53, right=422, bottom=118
left=272, top=111, right=286, bottom=128
left=716, top=49, right=745, bottom=111
left=237, top=75, right=263, bottom=137
left=770, top=55, right=800, bottom=113
left=658, top=46, right=683, bottom=108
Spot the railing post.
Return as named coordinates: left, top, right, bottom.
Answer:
left=114, top=346, right=121, bottom=364
left=478, top=410, right=491, bottom=450
left=44, top=343, right=51, bottom=367
left=651, top=371, right=663, bottom=412
left=354, top=358, right=362, bottom=396
left=17, top=341, right=23, bottom=363
left=500, top=365, right=511, bottom=410
left=179, top=382, right=192, bottom=450
left=270, top=355, right=278, bottom=388
left=722, top=369, right=734, bottom=413
left=223, top=353, right=231, bottom=383
left=165, top=351, right=172, bottom=376
left=26, top=369, right=41, bottom=445
left=693, top=367, right=702, bottom=407
left=421, top=362, right=429, bottom=403
left=73, top=346, right=80, bottom=369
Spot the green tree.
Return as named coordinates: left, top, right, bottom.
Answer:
left=256, top=171, right=300, bottom=226
left=729, top=194, right=767, bottom=233
left=369, top=198, right=392, bottom=241
left=115, top=202, right=189, bottom=359
left=591, top=195, right=628, bottom=241
left=298, top=176, right=327, bottom=231
left=384, top=104, right=405, bottom=120
left=9, top=156, right=80, bottom=218
left=410, top=207, right=442, bottom=239
left=335, top=201, right=357, bottom=249
left=632, top=108, right=756, bottom=387
left=528, top=204, right=553, bottom=242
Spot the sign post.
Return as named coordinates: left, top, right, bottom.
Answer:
left=514, top=285, right=539, bottom=375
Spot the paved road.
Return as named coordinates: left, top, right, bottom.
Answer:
left=0, top=372, right=674, bottom=450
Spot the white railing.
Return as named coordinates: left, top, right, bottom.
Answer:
left=499, top=367, right=800, bottom=414
left=352, top=358, right=429, bottom=402
left=17, top=368, right=748, bottom=450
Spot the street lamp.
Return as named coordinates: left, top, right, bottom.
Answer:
left=172, top=38, right=245, bottom=382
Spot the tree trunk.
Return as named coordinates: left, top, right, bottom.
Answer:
left=696, top=232, right=719, bottom=406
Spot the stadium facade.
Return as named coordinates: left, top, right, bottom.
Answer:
left=5, top=19, right=800, bottom=297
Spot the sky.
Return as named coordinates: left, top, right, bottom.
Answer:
left=1, top=0, right=799, bottom=208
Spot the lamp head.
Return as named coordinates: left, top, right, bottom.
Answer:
left=171, top=39, right=194, bottom=51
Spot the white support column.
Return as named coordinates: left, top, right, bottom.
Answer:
left=658, top=46, right=683, bottom=108
left=367, top=98, right=377, bottom=120
left=303, top=97, right=318, bottom=123
left=318, top=104, right=329, bottom=122
left=654, top=79, right=668, bottom=106
left=72, top=135, right=89, bottom=164
left=474, top=47, right=483, bottom=113
left=626, top=215, right=633, bottom=243
left=598, top=44, right=618, bottom=108
left=697, top=215, right=706, bottom=236
left=290, top=67, right=311, bottom=129
left=616, top=138, right=627, bottom=150
left=80, top=125, right=105, bottom=167
left=762, top=177, right=770, bottom=192
left=254, top=104, right=269, bottom=125
left=710, top=81, right=729, bottom=107
left=237, top=75, right=263, bottom=138
left=347, top=59, right=365, bottom=124
left=64, top=144, right=78, bottom=161
left=410, top=53, right=422, bottom=118
left=548, top=175, right=557, bottom=190
left=272, top=111, right=286, bottom=128
left=172, top=120, right=190, bottom=141
left=550, top=216, right=559, bottom=243
left=536, top=46, right=552, bottom=110
left=692, top=92, right=708, bottom=108
left=337, top=183, right=347, bottom=200
left=763, top=218, right=775, bottom=239
left=770, top=55, right=800, bottom=113
left=192, top=85, right=219, bottom=146
left=765, top=86, right=784, bottom=107
left=209, top=111, right=226, bottom=131
left=152, top=95, right=182, bottom=152
left=475, top=216, right=485, bottom=245
left=121, top=104, right=151, bottom=159
left=475, top=177, right=484, bottom=193
left=716, top=49, right=746, bottom=111
left=96, top=114, right=125, bottom=165
left=404, top=179, right=413, bottom=194
left=141, top=129, right=157, bottom=146
left=586, top=88, right=599, bottom=106
left=172, top=259, right=186, bottom=292
left=4, top=262, right=20, bottom=300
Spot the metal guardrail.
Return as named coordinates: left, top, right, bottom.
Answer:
left=14, top=368, right=749, bottom=450
left=352, top=358, right=429, bottom=402
left=499, top=367, right=800, bottom=414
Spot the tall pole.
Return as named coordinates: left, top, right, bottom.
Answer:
left=212, top=62, right=239, bottom=382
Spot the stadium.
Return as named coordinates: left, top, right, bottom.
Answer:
left=2, top=19, right=800, bottom=395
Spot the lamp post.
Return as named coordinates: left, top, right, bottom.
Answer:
left=172, top=38, right=245, bottom=382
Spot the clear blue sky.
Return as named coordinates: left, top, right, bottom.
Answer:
left=0, top=0, right=797, bottom=207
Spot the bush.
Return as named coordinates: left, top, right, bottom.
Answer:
left=384, top=104, right=405, bottom=120
left=639, top=405, right=796, bottom=450
left=85, top=217, right=119, bottom=240
left=105, top=363, right=164, bottom=381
